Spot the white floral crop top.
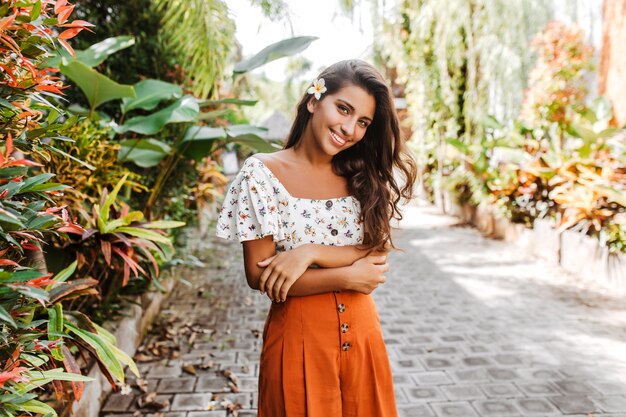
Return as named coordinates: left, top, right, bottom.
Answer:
left=215, top=156, right=364, bottom=252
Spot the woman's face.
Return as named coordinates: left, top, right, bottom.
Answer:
left=306, top=84, right=376, bottom=156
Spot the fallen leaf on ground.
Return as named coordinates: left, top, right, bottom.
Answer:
left=221, top=369, right=240, bottom=387
left=182, top=363, right=197, bottom=375
left=200, top=359, right=214, bottom=369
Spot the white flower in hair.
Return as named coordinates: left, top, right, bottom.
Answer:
left=307, top=78, right=327, bottom=100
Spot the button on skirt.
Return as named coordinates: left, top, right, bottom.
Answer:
left=258, top=291, right=398, bottom=417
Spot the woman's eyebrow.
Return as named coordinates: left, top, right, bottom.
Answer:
left=337, top=99, right=373, bottom=122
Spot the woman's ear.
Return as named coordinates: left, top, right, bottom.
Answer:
left=306, top=96, right=317, bottom=114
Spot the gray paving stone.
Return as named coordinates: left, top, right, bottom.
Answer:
left=461, top=356, right=492, bottom=367
left=441, top=385, right=486, bottom=401
left=592, top=396, right=626, bottom=413
left=549, top=395, right=599, bottom=414
left=195, top=376, right=232, bottom=392
left=480, top=383, right=524, bottom=398
left=170, top=393, right=214, bottom=411
left=128, top=394, right=172, bottom=412
left=589, top=381, right=626, bottom=396
left=553, top=379, right=602, bottom=395
left=102, top=394, right=134, bottom=412
left=398, top=404, right=436, bottom=417
left=147, top=365, right=182, bottom=379
left=515, top=381, right=560, bottom=396
left=486, top=368, right=520, bottom=381
left=472, top=399, right=521, bottom=416
left=157, top=377, right=196, bottom=393
left=422, top=357, right=455, bottom=370
left=429, top=401, right=479, bottom=417
left=451, top=369, right=490, bottom=382
left=403, top=386, right=446, bottom=403
left=514, top=398, right=560, bottom=414
left=412, top=371, right=453, bottom=386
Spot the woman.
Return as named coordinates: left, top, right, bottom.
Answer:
left=216, top=59, right=417, bottom=416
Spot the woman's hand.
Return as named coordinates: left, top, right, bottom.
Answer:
left=344, top=252, right=390, bottom=294
left=257, top=245, right=315, bottom=302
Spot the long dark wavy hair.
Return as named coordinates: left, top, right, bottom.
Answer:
left=284, top=60, right=417, bottom=251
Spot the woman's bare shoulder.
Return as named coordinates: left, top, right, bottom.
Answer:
left=251, top=151, right=291, bottom=171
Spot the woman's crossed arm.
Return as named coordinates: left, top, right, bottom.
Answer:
left=242, top=237, right=389, bottom=302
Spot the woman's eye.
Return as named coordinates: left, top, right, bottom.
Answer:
left=338, top=105, right=349, bottom=114
left=359, top=120, right=369, bottom=128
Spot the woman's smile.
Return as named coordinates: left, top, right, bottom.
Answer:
left=330, top=129, right=347, bottom=147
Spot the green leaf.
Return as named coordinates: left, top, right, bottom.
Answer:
left=0, top=166, right=28, bottom=179
left=0, top=211, right=24, bottom=230
left=103, top=210, right=145, bottom=233
left=86, top=323, right=139, bottom=377
left=0, top=304, right=16, bottom=328
left=115, top=227, right=172, bottom=244
left=66, top=323, right=125, bottom=383
left=142, top=220, right=186, bottom=229
left=118, top=139, right=171, bottom=168
left=60, top=59, right=135, bottom=110
left=446, top=137, right=469, bottom=155
left=121, top=79, right=183, bottom=113
left=30, top=0, right=41, bottom=21
left=227, top=124, right=277, bottom=153
left=47, top=304, right=64, bottom=361
left=16, top=399, right=57, bottom=416
left=46, top=36, right=136, bottom=68
left=76, top=36, right=136, bottom=67
left=17, top=369, right=93, bottom=394
left=98, top=173, right=129, bottom=232
left=47, top=305, right=64, bottom=335
left=11, top=285, right=49, bottom=305
left=49, top=260, right=77, bottom=286
left=179, top=126, right=226, bottom=160
left=27, top=183, right=68, bottom=193
left=199, top=98, right=258, bottom=107
left=234, top=36, right=318, bottom=74
left=26, top=214, right=58, bottom=230
left=116, top=96, right=199, bottom=135
left=17, top=173, right=55, bottom=193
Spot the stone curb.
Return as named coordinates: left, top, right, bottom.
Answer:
left=442, top=190, right=626, bottom=295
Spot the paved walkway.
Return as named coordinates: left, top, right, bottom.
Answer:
left=101, top=200, right=626, bottom=417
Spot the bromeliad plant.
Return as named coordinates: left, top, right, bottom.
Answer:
left=59, top=173, right=185, bottom=316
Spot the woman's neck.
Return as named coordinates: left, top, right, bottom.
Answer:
left=289, top=125, right=333, bottom=168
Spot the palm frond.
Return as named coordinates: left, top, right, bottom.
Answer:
left=153, top=0, right=235, bottom=99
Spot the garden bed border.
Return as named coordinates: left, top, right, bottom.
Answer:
left=440, top=190, right=626, bottom=295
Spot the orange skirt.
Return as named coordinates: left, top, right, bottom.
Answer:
left=258, top=290, right=398, bottom=417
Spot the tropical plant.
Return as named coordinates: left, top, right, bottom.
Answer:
left=0, top=2, right=144, bottom=414
left=54, top=174, right=185, bottom=317
left=520, top=21, right=595, bottom=130
left=153, top=0, right=235, bottom=99
left=58, top=35, right=316, bottom=218
left=36, top=118, right=145, bottom=213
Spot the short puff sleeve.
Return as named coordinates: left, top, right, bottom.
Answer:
left=215, top=157, right=285, bottom=242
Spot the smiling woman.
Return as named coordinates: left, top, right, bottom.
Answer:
left=216, top=59, right=417, bottom=416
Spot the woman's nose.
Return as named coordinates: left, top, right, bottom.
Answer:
left=341, top=119, right=356, bottom=137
